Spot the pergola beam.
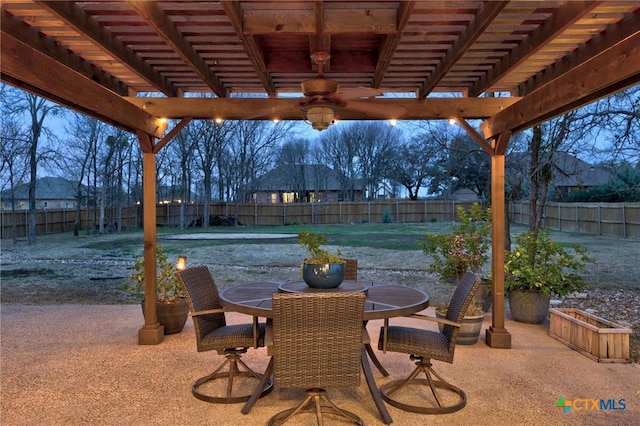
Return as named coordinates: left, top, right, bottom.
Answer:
left=418, top=1, right=508, bottom=98
left=222, top=1, right=276, bottom=96
left=242, top=7, right=397, bottom=34
left=481, top=31, right=640, bottom=139
left=129, top=0, right=227, bottom=97
left=124, top=96, right=521, bottom=121
left=518, top=7, right=640, bottom=97
left=1, top=32, right=166, bottom=138
left=37, top=0, right=177, bottom=97
left=469, top=1, right=600, bottom=97
left=0, top=9, right=129, bottom=96
left=373, top=1, right=414, bottom=89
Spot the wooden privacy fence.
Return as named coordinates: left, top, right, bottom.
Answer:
left=1, top=200, right=475, bottom=239
left=157, top=199, right=477, bottom=227
left=508, top=201, right=640, bottom=238
left=0, top=207, right=140, bottom=239
left=3, top=200, right=639, bottom=239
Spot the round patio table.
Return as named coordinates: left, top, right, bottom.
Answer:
left=219, top=280, right=429, bottom=424
left=220, top=280, right=429, bottom=321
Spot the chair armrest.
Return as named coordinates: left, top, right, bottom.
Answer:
left=189, top=308, right=226, bottom=317
left=380, top=313, right=462, bottom=354
left=408, top=313, right=462, bottom=328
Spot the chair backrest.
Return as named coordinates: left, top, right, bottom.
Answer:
left=272, top=292, right=366, bottom=389
left=343, top=258, right=358, bottom=281
left=177, top=266, right=226, bottom=347
left=442, top=271, right=480, bottom=343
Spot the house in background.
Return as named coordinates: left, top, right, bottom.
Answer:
left=551, top=153, right=615, bottom=200
left=249, top=164, right=364, bottom=203
left=505, top=151, right=615, bottom=201
left=451, top=188, right=480, bottom=201
left=0, top=177, right=87, bottom=211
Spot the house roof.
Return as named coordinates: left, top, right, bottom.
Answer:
left=551, top=152, right=615, bottom=188
left=0, top=177, right=82, bottom=201
left=251, top=164, right=343, bottom=191
left=506, top=151, right=615, bottom=188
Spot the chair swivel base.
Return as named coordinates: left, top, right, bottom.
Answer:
left=268, top=388, right=364, bottom=426
left=192, top=351, right=274, bottom=404
left=380, top=358, right=466, bottom=414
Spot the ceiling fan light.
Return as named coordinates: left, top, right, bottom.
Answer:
left=306, top=106, right=335, bottom=131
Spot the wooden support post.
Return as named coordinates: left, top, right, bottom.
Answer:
left=137, top=132, right=164, bottom=345
left=486, top=133, right=512, bottom=349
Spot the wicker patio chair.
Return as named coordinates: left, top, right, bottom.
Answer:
left=378, top=271, right=480, bottom=414
left=344, top=258, right=358, bottom=281
left=177, top=266, right=273, bottom=404
left=267, top=292, right=366, bottom=426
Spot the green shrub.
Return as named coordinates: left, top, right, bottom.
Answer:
left=504, top=229, right=594, bottom=297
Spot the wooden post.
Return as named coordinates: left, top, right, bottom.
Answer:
left=137, top=132, right=164, bottom=345
left=486, top=132, right=512, bottom=349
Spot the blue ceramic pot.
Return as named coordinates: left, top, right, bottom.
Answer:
left=302, top=262, right=345, bottom=289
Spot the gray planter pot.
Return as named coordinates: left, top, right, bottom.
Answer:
left=302, top=262, right=344, bottom=289
left=508, top=289, right=551, bottom=324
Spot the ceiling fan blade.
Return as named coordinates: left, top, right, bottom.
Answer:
left=337, top=87, right=383, bottom=99
left=344, top=100, right=406, bottom=118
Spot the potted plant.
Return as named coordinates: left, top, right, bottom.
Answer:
left=435, top=299, right=486, bottom=345
left=298, top=231, right=346, bottom=289
left=419, top=204, right=491, bottom=344
left=127, top=246, right=189, bottom=334
left=420, top=203, right=492, bottom=304
left=504, top=228, right=594, bottom=324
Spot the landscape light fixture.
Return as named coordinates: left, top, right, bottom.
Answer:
left=176, top=255, right=187, bottom=271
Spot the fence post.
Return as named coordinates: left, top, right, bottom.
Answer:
left=557, top=204, right=561, bottom=231
left=575, top=204, right=579, bottom=233
left=622, top=203, right=627, bottom=238
left=597, top=204, right=601, bottom=235
left=424, top=200, right=427, bottom=222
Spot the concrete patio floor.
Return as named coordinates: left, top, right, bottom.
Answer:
left=1, top=304, right=638, bottom=426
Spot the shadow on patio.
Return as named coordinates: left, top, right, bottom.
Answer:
left=1, top=305, right=638, bottom=425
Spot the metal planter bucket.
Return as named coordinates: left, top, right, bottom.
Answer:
left=302, top=262, right=345, bottom=289
left=508, top=290, right=551, bottom=324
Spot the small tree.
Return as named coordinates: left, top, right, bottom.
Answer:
left=127, top=246, right=184, bottom=303
left=419, top=203, right=491, bottom=281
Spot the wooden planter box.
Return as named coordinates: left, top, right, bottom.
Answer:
left=549, top=308, right=632, bottom=363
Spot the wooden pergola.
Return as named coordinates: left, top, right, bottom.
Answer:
left=2, top=1, right=639, bottom=346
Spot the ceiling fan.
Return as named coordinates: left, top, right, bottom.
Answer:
left=297, top=52, right=405, bottom=130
